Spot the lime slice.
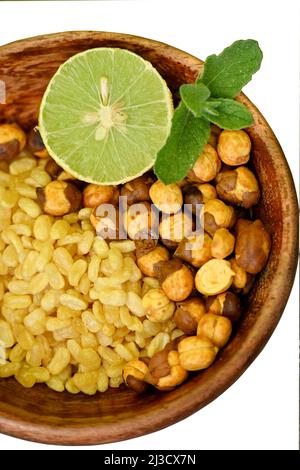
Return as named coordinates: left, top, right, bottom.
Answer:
left=39, top=48, right=173, bottom=184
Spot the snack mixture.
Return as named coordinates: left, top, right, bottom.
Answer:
left=0, top=122, right=271, bottom=395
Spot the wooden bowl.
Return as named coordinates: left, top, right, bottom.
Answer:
left=0, top=31, right=298, bottom=446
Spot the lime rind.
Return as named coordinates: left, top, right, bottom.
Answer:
left=39, top=48, right=173, bottom=185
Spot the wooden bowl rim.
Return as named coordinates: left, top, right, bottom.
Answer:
left=0, top=31, right=298, bottom=446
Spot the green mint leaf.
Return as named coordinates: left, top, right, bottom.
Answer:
left=202, top=99, right=222, bottom=117
left=154, top=102, right=210, bottom=184
left=179, top=83, right=210, bottom=117
left=198, top=39, right=263, bottom=98
left=202, top=98, right=254, bottom=130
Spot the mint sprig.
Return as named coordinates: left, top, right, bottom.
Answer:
left=179, top=85, right=253, bottom=128
left=202, top=98, right=254, bottom=129
left=154, top=103, right=210, bottom=184
left=180, top=83, right=211, bottom=117
left=154, top=39, right=263, bottom=184
left=198, top=39, right=263, bottom=98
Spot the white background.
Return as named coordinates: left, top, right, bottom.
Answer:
left=0, top=0, right=299, bottom=451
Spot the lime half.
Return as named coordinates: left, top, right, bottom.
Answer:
left=39, top=48, right=173, bottom=184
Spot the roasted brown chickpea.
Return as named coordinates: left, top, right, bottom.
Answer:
left=175, top=232, right=213, bottom=268
left=90, top=206, right=121, bottom=240
left=123, top=358, right=149, bottom=393
left=183, top=183, right=216, bottom=215
left=159, top=211, right=193, bottom=245
left=124, top=201, right=158, bottom=240
left=0, top=160, right=9, bottom=172
left=235, top=219, right=271, bottom=274
left=195, top=259, right=235, bottom=296
left=36, top=180, right=81, bottom=216
left=230, top=258, right=248, bottom=289
left=57, top=171, right=78, bottom=183
left=136, top=240, right=169, bottom=277
left=45, top=159, right=63, bottom=179
left=160, top=238, right=178, bottom=250
left=197, top=313, right=232, bottom=348
left=176, top=178, right=189, bottom=189
left=0, top=123, right=26, bottom=162
left=206, top=291, right=241, bottom=322
left=174, top=297, right=206, bottom=335
left=149, top=180, right=183, bottom=214
left=142, top=288, right=175, bottom=322
left=208, top=124, right=222, bottom=149
left=230, top=257, right=255, bottom=295
left=187, top=144, right=221, bottom=182
left=135, top=238, right=157, bottom=257
left=178, top=336, right=218, bottom=371
left=211, top=228, right=235, bottom=259
left=217, top=130, right=251, bottom=166
left=238, top=273, right=255, bottom=295
left=157, top=258, right=194, bottom=302
left=120, top=174, right=154, bottom=206
left=182, top=184, right=204, bottom=215
left=198, top=183, right=218, bottom=202
left=216, top=166, right=260, bottom=208
left=83, top=183, right=119, bottom=208
left=45, top=159, right=78, bottom=184
left=28, top=128, right=49, bottom=159
left=201, top=199, right=236, bottom=236
left=146, top=347, right=188, bottom=391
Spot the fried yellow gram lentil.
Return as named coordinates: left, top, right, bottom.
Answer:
left=0, top=143, right=183, bottom=394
